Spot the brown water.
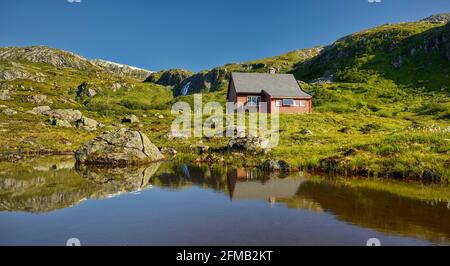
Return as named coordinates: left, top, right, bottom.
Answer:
left=0, top=156, right=449, bottom=246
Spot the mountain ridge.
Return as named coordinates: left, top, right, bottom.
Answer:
left=0, top=46, right=153, bottom=80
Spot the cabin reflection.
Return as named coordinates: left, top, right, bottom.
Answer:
left=227, top=168, right=305, bottom=205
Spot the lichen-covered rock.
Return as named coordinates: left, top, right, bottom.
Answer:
left=76, top=116, right=101, bottom=131
left=29, top=106, right=51, bottom=115
left=3, top=108, right=17, bottom=116
left=43, top=109, right=82, bottom=122
left=0, top=90, right=12, bottom=101
left=122, top=114, right=139, bottom=123
left=26, top=94, right=52, bottom=104
left=228, top=135, right=270, bottom=153
left=164, top=131, right=190, bottom=140
left=261, top=159, right=290, bottom=172
left=75, top=128, right=164, bottom=165
left=76, top=82, right=100, bottom=98
left=49, top=118, right=72, bottom=128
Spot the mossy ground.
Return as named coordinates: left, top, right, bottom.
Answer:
left=0, top=20, right=449, bottom=183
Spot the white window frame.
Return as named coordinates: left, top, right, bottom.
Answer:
left=247, top=96, right=261, bottom=107
left=299, top=100, right=306, bottom=107
left=275, top=100, right=282, bottom=107
left=282, top=99, right=295, bottom=106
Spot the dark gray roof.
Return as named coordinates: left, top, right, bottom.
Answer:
left=231, top=72, right=311, bottom=98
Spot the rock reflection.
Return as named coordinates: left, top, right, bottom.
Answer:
left=0, top=157, right=161, bottom=213
left=0, top=159, right=449, bottom=244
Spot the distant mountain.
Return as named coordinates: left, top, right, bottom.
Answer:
left=420, top=13, right=450, bottom=24
left=90, top=59, right=153, bottom=80
left=0, top=46, right=153, bottom=81
left=0, top=46, right=93, bottom=70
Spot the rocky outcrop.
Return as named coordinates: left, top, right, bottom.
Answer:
left=420, top=13, right=450, bottom=24
left=145, top=69, right=193, bottom=86
left=176, top=68, right=228, bottom=96
left=445, top=21, right=450, bottom=61
left=43, top=109, right=82, bottom=122
left=90, top=59, right=153, bottom=80
left=0, top=46, right=93, bottom=69
left=76, top=82, right=100, bottom=98
left=0, top=46, right=154, bottom=80
left=75, top=128, right=164, bottom=165
left=0, top=67, right=45, bottom=82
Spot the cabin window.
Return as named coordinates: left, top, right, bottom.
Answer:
left=282, top=99, right=294, bottom=106
left=275, top=100, right=282, bottom=107
left=247, top=96, right=261, bottom=107
left=292, top=100, right=306, bottom=107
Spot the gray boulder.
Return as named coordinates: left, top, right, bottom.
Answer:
left=228, top=135, right=270, bottom=153
left=300, top=129, right=313, bottom=135
left=76, top=116, right=102, bottom=131
left=76, top=82, right=100, bottom=98
left=29, top=106, right=51, bottom=115
left=26, top=94, right=52, bottom=104
left=75, top=128, right=165, bottom=165
left=261, top=159, right=290, bottom=172
left=49, top=118, right=72, bottom=128
left=0, top=90, right=12, bottom=100
left=43, top=109, right=82, bottom=122
left=3, top=108, right=17, bottom=116
left=122, top=114, right=139, bottom=123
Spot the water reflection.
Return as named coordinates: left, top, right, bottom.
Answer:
left=0, top=157, right=449, bottom=245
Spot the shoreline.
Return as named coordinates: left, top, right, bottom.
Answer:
left=1, top=150, right=447, bottom=185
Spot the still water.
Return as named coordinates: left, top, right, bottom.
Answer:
left=0, top=156, right=449, bottom=246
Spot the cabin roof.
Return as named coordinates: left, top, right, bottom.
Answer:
left=230, top=72, right=311, bottom=98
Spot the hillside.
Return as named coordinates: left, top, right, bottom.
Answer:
left=0, top=14, right=449, bottom=181
left=146, top=47, right=323, bottom=96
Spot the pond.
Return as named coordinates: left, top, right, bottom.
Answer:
left=0, top=156, right=449, bottom=246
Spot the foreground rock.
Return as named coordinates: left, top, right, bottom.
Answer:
left=75, top=128, right=164, bottom=165
left=228, top=135, right=270, bottom=153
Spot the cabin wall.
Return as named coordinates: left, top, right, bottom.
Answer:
left=270, top=98, right=312, bottom=114
left=227, top=82, right=237, bottom=102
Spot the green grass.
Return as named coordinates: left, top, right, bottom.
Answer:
left=0, top=19, right=449, bottom=182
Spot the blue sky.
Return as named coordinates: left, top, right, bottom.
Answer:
left=0, top=0, right=449, bottom=72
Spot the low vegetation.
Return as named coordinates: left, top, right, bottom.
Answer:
left=0, top=17, right=449, bottom=185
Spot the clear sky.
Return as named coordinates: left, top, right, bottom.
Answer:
left=0, top=0, right=449, bottom=72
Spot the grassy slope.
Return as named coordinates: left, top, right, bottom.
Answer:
left=0, top=21, right=449, bottom=182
